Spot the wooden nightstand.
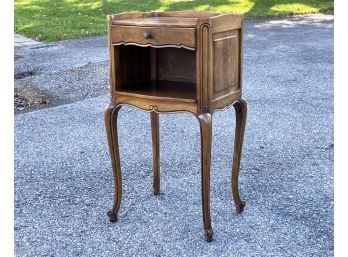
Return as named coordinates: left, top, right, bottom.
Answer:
left=104, top=11, right=247, bottom=242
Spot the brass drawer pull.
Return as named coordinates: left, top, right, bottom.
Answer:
left=144, top=32, right=151, bottom=39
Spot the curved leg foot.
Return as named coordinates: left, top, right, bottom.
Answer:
left=107, top=210, right=118, bottom=222
left=204, top=228, right=214, bottom=242
left=151, top=112, right=160, bottom=195
left=104, top=103, right=122, bottom=222
left=198, top=113, right=213, bottom=242
left=231, top=99, right=247, bottom=214
left=236, top=201, right=245, bottom=214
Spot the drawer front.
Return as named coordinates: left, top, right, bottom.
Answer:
left=110, top=26, right=196, bottom=49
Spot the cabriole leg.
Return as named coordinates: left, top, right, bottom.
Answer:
left=104, top=103, right=122, bottom=222
left=231, top=99, right=247, bottom=214
left=151, top=112, right=160, bottom=195
left=198, top=113, right=214, bottom=242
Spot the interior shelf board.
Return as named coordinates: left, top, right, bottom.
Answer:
left=118, top=80, right=196, bottom=103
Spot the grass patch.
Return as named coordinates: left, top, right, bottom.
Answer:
left=14, top=0, right=334, bottom=42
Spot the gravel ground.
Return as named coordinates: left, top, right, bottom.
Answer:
left=14, top=14, right=333, bottom=256
left=14, top=36, right=108, bottom=111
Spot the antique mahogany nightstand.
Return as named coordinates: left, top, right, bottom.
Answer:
left=104, top=11, right=247, bottom=242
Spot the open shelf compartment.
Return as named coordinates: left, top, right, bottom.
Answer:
left=114, top=45, right=197, bottom=102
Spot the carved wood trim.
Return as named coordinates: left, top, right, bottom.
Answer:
left=112, top=41, right=195, bottom=50
left=114, top=94, right=197, bottom=114
left=200, top=23, right=210, bottom=108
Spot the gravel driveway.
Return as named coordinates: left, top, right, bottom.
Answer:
left=15, top=14, right=333, bottom=256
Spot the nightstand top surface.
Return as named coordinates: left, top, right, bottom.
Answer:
left=113, top=17, right=200, bottom=28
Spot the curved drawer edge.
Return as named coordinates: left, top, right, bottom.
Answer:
left=112, top=41, right=195, bottom=50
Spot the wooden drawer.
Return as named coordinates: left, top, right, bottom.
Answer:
left=110, top=25, right=196, bottom=49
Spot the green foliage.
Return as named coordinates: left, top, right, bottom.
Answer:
left=14, top=0, right=334, bottom=42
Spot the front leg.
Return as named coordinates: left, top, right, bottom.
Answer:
left=104, top=103, right=122, bottom=222
left=151, top=112, right=160, bottom=195
left=198, top=113, right=214, bottom=242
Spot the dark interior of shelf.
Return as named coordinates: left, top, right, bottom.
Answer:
left=115, top=45, right=196, bottom=101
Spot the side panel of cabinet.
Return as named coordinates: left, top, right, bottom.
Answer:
left=212, top=30, right=241, bottom=101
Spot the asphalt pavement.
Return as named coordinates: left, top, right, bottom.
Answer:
left=14, top=14, right=334, bottom=256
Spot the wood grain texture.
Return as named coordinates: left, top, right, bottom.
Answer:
left=118, top=80, right=196, bottom=102
left=200, top=23, right=211, bottom=109
left=238, top=19, right=244, bottom=91
left=106, top=11, right=247, bottom=242
left=107, top=11, right=244, bottom=114
left=213, top=30, right=239, bottom=96
left=104, top=103, right=122, bottom=222
left=108, top=15, right=116, bottom=94
left=211, top=90, right=241, bottom=111
left=156, top=48, right=196, bottom=83
left=111, top=12, right=152, bottom=22
left=231, top=99, right=247, bottom=214
left=113, top=17, right=199, bottom=28
left=157, top=10, right=220, bottom=18
left=211, top=13, right=243, bottom=33
left=111, top=11, right=220, bottom=23
left=151, top=112, right=160, bottom=195
left=110, top=25, right=196, bottom=49
left=114, top=94, right=197, bottom=114
left=198, top=113, right=213, bottom=242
